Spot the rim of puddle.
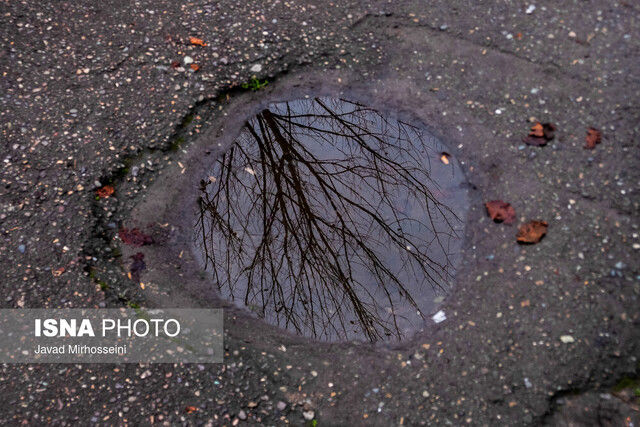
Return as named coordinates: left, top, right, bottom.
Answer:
left=119, top=74, right=482, bottom=348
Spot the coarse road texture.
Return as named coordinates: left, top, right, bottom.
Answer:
left=1, top=0, right=639, bottom=425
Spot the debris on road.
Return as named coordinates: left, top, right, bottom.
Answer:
left=485, top=200, right=516, bottom=224
left=516, top=220, right=548, bottom=244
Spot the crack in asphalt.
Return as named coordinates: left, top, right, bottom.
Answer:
left=350, top=13, right=620, bottom=89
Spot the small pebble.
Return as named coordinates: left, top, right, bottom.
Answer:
left=432, top=310, right=446, bottom=323
left=560, top=335, right=575, bottom=343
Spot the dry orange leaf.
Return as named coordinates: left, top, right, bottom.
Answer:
left=96, top=185, right=115, bottom=199
left=485, top=200, right=516, bottom=224
left=529, top=122, right=544, bottom=138
left=516, top=220, right=548, bottom=244
left=189, top=37, right=206, bottom=46
left=190, top=63, right=200, bottom=71
left=523, top=122, right=556, bottom=146
left=185, top=406, right=198, bottom=414
left=52, top=267, right=65, bottom=277
left=584, top=127, right=601, bottom=149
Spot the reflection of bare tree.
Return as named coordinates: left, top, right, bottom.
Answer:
left=197, top=98, right=460, bottom=341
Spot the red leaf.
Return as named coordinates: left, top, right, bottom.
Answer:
left=516, top=220, right=548, bottom=244
left=485, top=200, right=516, bottom=224
left=584, top=127, right=601, bottom=149
left=185, top=406, right=198, bottom=414
left=118, top=228, right=153, bottom=247
left=96, top=185, right=115, bottom=199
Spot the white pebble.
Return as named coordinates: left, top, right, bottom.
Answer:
left=432, top=310, right=446, bottom=323
left=250, top=64, right=262, bottom=72
left=560, top=335, right=575, bottom=343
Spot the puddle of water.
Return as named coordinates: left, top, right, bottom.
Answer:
left=195, top=97, right=469, bottom=342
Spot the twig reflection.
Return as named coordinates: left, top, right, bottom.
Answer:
left=197, top=98, right=461, bottom=341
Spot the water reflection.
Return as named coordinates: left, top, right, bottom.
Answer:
left=196, top=97, right=468, bottom=341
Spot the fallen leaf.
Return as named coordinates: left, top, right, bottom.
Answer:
left=52, top=267, right=65, bottom=277
left=523, top=122, right=556, bottom=146
left=522, top=135, right=546, bottom=146
left=185, top=406, right=199, bottom=414
left=189, top=37, right=206, bottom=46
left=190, top=63, right=200, bottom=71
left=529, top=122, right=544, bottom=137
left=521, top=299, right=530, bottom=307
left=170, top=60, right=180, bottom=68
left=119, top=228, right=153, bottom=247
left=96, top=185, right=115, bottom=199
left=516, top=220, right=548, bottom=244
left=584, top=127, right=601, bottom=149
left=129, top=252, right=146, bottom=282
left=485, top=200, right=516, bottom=224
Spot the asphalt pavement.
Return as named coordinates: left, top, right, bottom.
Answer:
left=1, top=0, right=639, bottom=425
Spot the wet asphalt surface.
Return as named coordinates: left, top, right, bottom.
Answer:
left=1, top=0, right=639, bottom=425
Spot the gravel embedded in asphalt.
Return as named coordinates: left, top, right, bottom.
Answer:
left=1, top=0, right=639, bottom=424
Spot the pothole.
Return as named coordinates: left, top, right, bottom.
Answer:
left=193, top=97, right=470, bottom=342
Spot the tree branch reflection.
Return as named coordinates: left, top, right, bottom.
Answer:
left=197, top=98, right=462, bottom=341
